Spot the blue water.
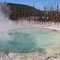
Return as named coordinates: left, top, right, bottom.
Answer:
left=0, top=29, right=60, bottom=54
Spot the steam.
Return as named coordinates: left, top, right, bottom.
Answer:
left=0, top=2, right=18, bottom=32
left=0, top=2, right=37, bottom=32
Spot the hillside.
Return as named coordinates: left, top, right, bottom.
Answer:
left=7, top=3, right=42, bottom=20
left=0, top=2, right=60, bottom=22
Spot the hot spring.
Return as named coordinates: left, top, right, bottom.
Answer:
left=0, top=3, right=60, bottom=55
left=0, top=29, right=60, bottom=54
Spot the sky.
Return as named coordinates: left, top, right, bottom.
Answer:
left=0, top=0, right=60, bottom=10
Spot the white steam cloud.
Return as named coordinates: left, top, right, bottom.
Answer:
left=0, top=2, right=37, bottom=32
left=0, top=2, right=18, bottom=32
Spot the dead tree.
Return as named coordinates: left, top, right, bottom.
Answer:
left=50, top=5, right=54, bottom=24
left=56, top=5, right=59, bottom=26
left=44, top=6, right=47, bottom=24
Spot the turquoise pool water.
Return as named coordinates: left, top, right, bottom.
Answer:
left=0, top=29, right=60, bottom=54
